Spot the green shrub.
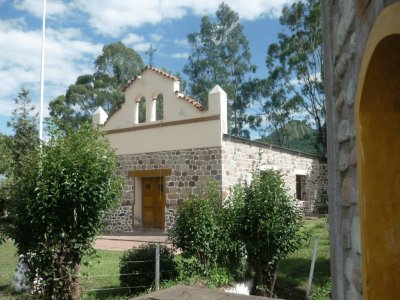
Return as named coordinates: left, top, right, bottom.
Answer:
left=240, top=169, right=303, bottom=296
left=169, top=181, right=245, bottom=275
left=169, top=196, right=218, bottom=269
left=119, top=243, right=178, bottom=294
left=3, top=124, right=122, bottom=298
left=206, top=266, right=235, bottom=288
left=311, top=280, right=332, bottom=300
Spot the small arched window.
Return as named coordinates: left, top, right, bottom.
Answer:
left=156, top=93, right=164, bottom=121
left=138, top=96, right=146, bottom=123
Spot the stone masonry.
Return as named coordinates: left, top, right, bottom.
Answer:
left=222, top=135, right=328, bottom=214
left=105, top=146, right=222, bottom=232
left=322, top=1, right=400, bottom=299
left=105, top=138, right=327, bottom=232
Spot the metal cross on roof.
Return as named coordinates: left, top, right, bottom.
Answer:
left=145, top=44, right=157, bottom=67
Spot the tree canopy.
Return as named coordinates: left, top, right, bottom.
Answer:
left=7, top=89, right=39, bottom=176
left=184, top=3, right=256, bottom=138
left=2, top=123, right=122, bottom=298
left=264, top=0, right=325, bottom=155
left=49, top=42, right=144, bottom=129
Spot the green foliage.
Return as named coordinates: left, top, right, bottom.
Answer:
left=119, top=244, right=178, bottom=294
left=0, top=133, right=12, bottom=242
left=170, top=256, right=234, bottom=289
left=0, top=133, right=12, bottom=176
left=49, top=42, right=144, bottom=129
left=138, top=97, right=146, bottom=123
left=184, top=3, right=256, bottom=138
left=155, top=94, right=164, bottom=121
left=259, top=120, right=321, bottom=155
left=206, top=266, right=235, bottom=289
left=276, top=217, right=330, bottom=299
left=262, top=0, right=326, bottom=155
left=310, top=279, right=332, bottom=299
left=3, top=124, right=123, bottom=298
left=0, top=89, right=38, bottom=244
left=168, top=190, right=219, bottom=269
left=7, top=89, right=39, bottom=176
left=240, top=169, right=303, bottom=296
left=169, top=181, right=245, bottom=276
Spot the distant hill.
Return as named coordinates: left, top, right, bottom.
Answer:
left=257, top=120, right=322, bottom=155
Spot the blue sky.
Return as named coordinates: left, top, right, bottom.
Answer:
left=0, top=0, right=295, bottom=136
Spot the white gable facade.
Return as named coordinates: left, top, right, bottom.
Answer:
left=94, top=67, right=327, bottom=232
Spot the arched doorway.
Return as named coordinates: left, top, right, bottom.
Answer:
left=355, top=4, right=400, bottom=299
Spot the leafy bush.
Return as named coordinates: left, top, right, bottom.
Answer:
left=119, top=243, right=178, bottom=294
left=169, top=196, right=218, bottom=268
left=3, top=124, right=123, bottom=298
left=169, top=181, right=245, bottom=275
left=311, top=280, right=332, bottom=300
left=240, top=169, right=303, bottom=296
left=206, top=266, right=235, bottom=288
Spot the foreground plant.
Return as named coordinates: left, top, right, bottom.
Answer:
left=4, top=124, right=122, bottom=299
left=241, top=169, right=303, bottom=296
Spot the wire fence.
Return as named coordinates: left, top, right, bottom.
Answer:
left=0, top=243, right=173, bottom=297
left=80, top=243, right=178, bottom=296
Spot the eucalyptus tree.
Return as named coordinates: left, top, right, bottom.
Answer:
left=265, top=0, right=325, bottom=155
left=184, top=3, right=256, bottom=137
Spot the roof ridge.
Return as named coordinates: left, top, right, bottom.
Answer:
left=123, top=66, right=180, bottom=91
left=174, top=91, right=206, bottom=111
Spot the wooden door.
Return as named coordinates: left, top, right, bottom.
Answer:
left=142, top=177, right=164, bottom=229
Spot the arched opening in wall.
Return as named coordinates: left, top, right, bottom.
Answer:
left=357, top=32, right=400, bottom=298
left=156, top=93, right=164, bottom=121
left=138, top=96, right=146, bottom=123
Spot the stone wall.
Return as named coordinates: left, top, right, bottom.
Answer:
left=221, top=135, right=327, bottom=214
left=104, top=205, right=133, bottom=233
left=105, top=147, right=222, bottom=232
left=105, top=138, right=328, bottom=232
left=322, top=1, right=399, bottom=299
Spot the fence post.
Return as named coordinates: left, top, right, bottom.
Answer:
left=155, top=243, right=160, bottom=290
left=306, top=236, right=319, bottom=299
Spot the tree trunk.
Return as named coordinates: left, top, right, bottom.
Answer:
left=251, top=265, right=265, bottom=296
left=71, top=257, right=81, bottom=300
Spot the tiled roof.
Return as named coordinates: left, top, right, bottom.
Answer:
left=123, top=66, right=180, bottom=91
left=175, top=91, right=206, bottom=111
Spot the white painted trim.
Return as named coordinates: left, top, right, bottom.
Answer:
left=295, top=169, right=308, bottom=175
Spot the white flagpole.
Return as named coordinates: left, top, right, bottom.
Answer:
left=39, top=0, right=47, bottom=141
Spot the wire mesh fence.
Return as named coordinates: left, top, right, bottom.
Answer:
left=0, top=242, right=172, bottom=298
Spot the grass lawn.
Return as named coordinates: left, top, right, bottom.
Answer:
left=0, top=240, right=18, bottom=296
left=0, top=217, right=330, bottom=299
left=275, top=217, right=331, bottom=300
left=80, top=249, right=130, bottom=299
left=0, top=242, right=129, bottom=299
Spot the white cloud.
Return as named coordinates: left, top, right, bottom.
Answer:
left=0, top=18, right=101, bottom=117
left=73, top=0, right=187, bottom=36
left=132, top=42, right=152, bottom=52
left=13, top=0, right=69, bottom=19
left=122, top=33, right=144, bottom=46
left=171, top=52, right=189, bottom=59
left=71, top=0, right=295, bottom=37
left=150, top=33, right=162, bottom=42
left=122, top=34, right=153, bottom=54
left=174, top=38, right=189, bottom=47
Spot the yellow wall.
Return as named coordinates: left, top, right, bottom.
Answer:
left=355, top=4, right=400, bottom=299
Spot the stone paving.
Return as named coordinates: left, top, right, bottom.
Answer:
left=133, top=285, right=276, bottom=300
left=94, top=231, right=169, bottom=251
